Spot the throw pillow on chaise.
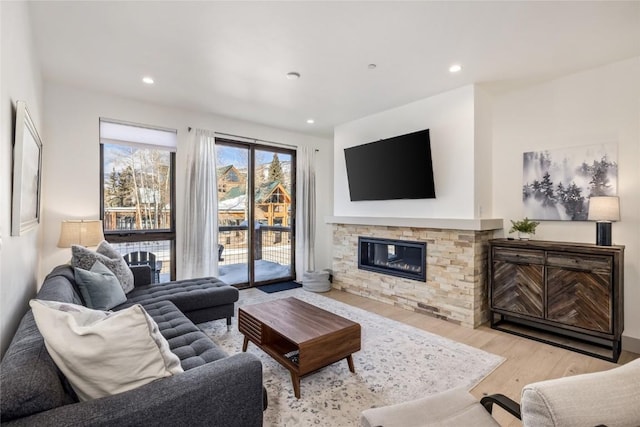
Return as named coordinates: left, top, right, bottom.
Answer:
left=71, top=240, right=134, bottom=293
left=74, top=260, right=127, bottom=310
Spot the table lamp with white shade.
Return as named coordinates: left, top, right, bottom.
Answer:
left=587, top=196, right=620, bottom=246
left=57, top=220, right=105, bottom=248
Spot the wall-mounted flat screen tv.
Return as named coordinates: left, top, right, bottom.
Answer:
left=344, top=128, right=435, bottom=201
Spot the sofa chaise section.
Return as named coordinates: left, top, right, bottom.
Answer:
left=45, top=264, right=239, bottom=327
left=124, top=275, right=238, bottom=326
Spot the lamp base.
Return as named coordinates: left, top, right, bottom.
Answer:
left=595, top=222, right=612, bottom=246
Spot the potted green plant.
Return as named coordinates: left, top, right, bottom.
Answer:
left=509, top=217, right=540, bottom=240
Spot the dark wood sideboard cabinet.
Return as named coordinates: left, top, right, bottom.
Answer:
left=488, top=239, right=624, bottom=362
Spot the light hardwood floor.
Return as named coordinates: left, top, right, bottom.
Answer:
left=322, top=288, right=639, bottom=427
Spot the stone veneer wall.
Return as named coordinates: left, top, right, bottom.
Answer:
left=332, top=224, right=494, bottom=328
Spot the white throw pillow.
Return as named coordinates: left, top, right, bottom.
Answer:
left=29, top=300, right=183, bottom=401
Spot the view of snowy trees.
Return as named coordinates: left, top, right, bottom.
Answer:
left=522, top=143, right=617, bottom=221
left=103, top=144, right=172, bottom=230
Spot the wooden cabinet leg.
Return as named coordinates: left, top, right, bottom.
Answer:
left=242, top=336, right=249, bottom=352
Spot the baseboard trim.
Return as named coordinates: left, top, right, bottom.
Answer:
left=622, top=335, right=640, bottom=355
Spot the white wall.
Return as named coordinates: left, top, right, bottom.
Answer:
left=333, top=85, right=483, bottom=219
left=474, top=86, right=493, bottom=218
left=40, top=83, right=333, bottom=282
left=0, top=1, right=44, bottom=357
left=491, top=57, right=640, bottom=349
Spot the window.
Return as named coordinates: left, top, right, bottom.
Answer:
left=100, top=119, right=177, bottom=282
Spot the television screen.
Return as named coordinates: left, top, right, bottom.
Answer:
left=344, top=129, right=435, bottom=201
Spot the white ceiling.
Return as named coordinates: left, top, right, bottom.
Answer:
left=28, top=1, right=640, bottom=138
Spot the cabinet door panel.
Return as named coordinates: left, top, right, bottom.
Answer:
left=492, top=260, right=544, bottom=317
left=547, top=267, right=612, bottom=333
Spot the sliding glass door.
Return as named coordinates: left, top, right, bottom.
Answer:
left=253, top=148, right=294, bottom=285
left=216, top=143, right=250, bottom=285
left=215, top=139, right=295, bottom=287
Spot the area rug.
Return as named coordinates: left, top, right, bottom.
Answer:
left=200, top=288, right=504, bottom=426
left=257, top=281, right=303, bottom=294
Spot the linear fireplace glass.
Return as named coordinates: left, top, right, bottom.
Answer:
left=358, top=237, right=426, bottom=282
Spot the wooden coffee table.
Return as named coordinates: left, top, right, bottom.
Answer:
left=238, top=297, right=361, bottom=398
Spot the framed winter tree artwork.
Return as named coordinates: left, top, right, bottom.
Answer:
left=522, top=143, right=617, bottom=221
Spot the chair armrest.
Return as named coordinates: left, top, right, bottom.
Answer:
left=6, top=353, right=264, bottom=427
left=480, top=394, right=521, bottom=419
left=130, top=265, right=152, bottom=287
left=521, top=359, right=640, bottom=426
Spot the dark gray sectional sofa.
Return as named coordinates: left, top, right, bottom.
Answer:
left=1, top=265, right=265, bottom=426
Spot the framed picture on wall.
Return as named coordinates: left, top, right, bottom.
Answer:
left=522, top=143, right=617, bottom=221
left=11, top=100, right=43, bottom=236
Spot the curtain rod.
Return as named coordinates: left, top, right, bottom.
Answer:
left=188, top=127, right=293, bottom=149
left=187, top=127, right=318, bottom=151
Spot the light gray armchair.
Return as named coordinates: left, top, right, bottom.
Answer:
left=360, top=358, right=640, bottom=427
left=519, top=357, right=640, bottom=426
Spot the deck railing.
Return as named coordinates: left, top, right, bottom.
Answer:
left=218, top=225, right=292, bottom=266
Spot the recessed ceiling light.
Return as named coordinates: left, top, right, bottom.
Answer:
left=306, top=119, right=315, bottom=124
left=142, top=76, right=155, bottom=84
left=286, top=72, right=301, bottom=80
left=449, top=64, right=462, bottom=73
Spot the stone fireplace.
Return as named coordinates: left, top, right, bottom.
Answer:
left=328, top=217, right=502, bottom=328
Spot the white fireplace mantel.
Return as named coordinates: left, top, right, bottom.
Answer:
left=325, top=216, right=503, bottom=231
